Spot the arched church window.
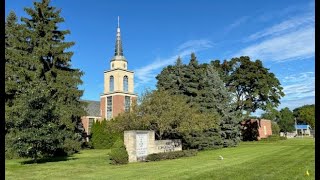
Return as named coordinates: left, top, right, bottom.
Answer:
left=123, top=75, right=128, bottom=92
left=110, top=76, right=114, bottom=92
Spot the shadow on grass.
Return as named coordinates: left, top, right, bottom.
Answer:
left=21, top=156, right=78, bottom=165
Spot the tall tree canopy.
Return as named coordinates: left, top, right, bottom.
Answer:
left=261, top=106, right=280, bottom=122
left=212, top=56, right=285, bottom=115
left=293, top=104, right=315, bottom=129
left=111, top=90, right=221, bottom=149
left=156, top=53, right=241, bottom=147
left=278, top=107, right=295, bottom=134
left=5, top=0, right=85, bottom=161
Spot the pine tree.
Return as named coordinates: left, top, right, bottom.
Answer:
left=6, top=0, right=85, bottom=160
left=156, top=53, right=241, bottom=148
left=5, top=11, right=36, bottom=159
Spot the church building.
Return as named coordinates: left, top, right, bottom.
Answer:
left=81, top=17, right=137, bottom=138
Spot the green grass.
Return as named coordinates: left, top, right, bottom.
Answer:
left=6, top=138, right=315, bottom=180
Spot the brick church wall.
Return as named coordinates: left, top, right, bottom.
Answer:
left=113, top=95, right=125, bottom=117
left=100, top=97, right=106, bottom=119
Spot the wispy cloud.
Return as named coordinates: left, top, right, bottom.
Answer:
left=134, top=39, right=214, bottom=89
left=247, top=13, right=314, bottom=42
left=279, top=96, right=315, bottom=110
left=279, top=71, right=315, bottom=110
left=225, top=16, right=250, bottom=32
left=282, top=72, right=314, bottom=83
left=281, top=72, right=315, bottom=100
left=232, top=25, right=314, bottom=62
left=231, top=7, right=315, bottom=63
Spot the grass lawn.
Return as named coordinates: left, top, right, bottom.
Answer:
left=5, top=138, right=315, bottom=180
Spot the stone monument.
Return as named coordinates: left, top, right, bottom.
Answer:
left=124, top=130, right=182, bottom=162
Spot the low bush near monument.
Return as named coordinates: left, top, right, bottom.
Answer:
left=146, top=149, right=198, bottom=161
left=109, top=139, right=128, bottom=165
left=261, top=135, right=287, bottom=142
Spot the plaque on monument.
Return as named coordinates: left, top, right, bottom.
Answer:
left=136, top=133, right=148, bottom=158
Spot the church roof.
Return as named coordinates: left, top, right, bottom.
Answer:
left=295, top=125, right=311, bottom=130
left=81, top=100, right=100, bottom=117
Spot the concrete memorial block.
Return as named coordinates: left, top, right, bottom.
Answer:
left=124, top=130, right=182, bottom=162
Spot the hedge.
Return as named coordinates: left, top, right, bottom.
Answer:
left=261, top=135, right=287, bottom=142
left=146, top=149, right=198, bottom=161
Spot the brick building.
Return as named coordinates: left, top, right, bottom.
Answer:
left=240, top=119, right=272, bottom=140
left=81, top=17, right=137, bottom=138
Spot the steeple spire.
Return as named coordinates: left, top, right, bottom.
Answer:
left=118, top=16, right=120, bottom=28
left=114, top=16, right=124, bottom=56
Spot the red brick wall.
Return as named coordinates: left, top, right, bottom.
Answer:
left=257, top=119, right=272, bottom=139
left=81, top=116, right=89, bottom=134
left=113, top=95, right=125, bottom=117
left=100, top=97, right=106, bottom=119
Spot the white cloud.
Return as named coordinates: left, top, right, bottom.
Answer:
left=282, top=72, right=314, bottom=83
left=279, top=71, right=315, bottom=110
left=253, top=71, right=315, bottom=116
left=225, top=16, right=249, bottom=32
left=134, top=39, right=214, bottom=89
left=279, top=96, right=315, bottom=110
left=232, top=26, right=315, bottom=62
left=247, top=13, right=314, bottom=41
left=281, top=72, right=315, bottom=100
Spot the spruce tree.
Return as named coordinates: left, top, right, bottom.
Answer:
left=5, top=11, right=33, bottom=158
left=198, top=65, right=241, bottom=146
left=156, top=53, right=241, bottom=148
left=5, top=0, right=85, bottom=160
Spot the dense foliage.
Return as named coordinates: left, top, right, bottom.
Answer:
left=293, top=104, right=315, bottom=129
left=261, top=107, right=280, bottom=123
left=278, top=108, right=295, bottom=134
left=109, top=138, right=128, bottom=165
left=146, top=149, right=198, bottom=161
left=111, top=90, right=221, bottom=149
left=5, top=0, right=85, bottom=161
left=271, top=122, right=280, bottom=135
left=211, top=56, right=284, bottom=115
left=156, top=53, right=241, bottom=147
left=91, top=120, right=120, bottom=149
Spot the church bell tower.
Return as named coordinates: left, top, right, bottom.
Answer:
left=100, top=17, right=137, bottom=120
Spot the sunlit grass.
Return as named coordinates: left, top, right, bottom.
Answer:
left=5, top=138, right=314, bottom=180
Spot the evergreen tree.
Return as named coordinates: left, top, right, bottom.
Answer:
left=5, top=11, right=36, bottom=158
left=156, top=53, right=241, bottom=148
left=200, top=65, right=241, bottom=146
left=5, top=0, right=85, bottom=160
left=91, top=120, right=119, bottom=149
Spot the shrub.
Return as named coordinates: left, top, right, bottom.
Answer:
left=109, top=139, right=128, bottom=165
left=91, top=120, right=120, bottom=149
left=261, top=135, right=281, bottom=142
left=279, top=136, right=287, bottom=140
left=146, top=149, right=198, bottom=161
left=271, top=122, right=280, bottom=135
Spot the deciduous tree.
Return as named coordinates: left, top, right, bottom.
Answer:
left=293, top=104, right=315, bottom=129
left=212, top=56, right=285, bottom=114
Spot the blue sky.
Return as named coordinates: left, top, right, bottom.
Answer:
left=6, top=0, right=315, bottom=115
